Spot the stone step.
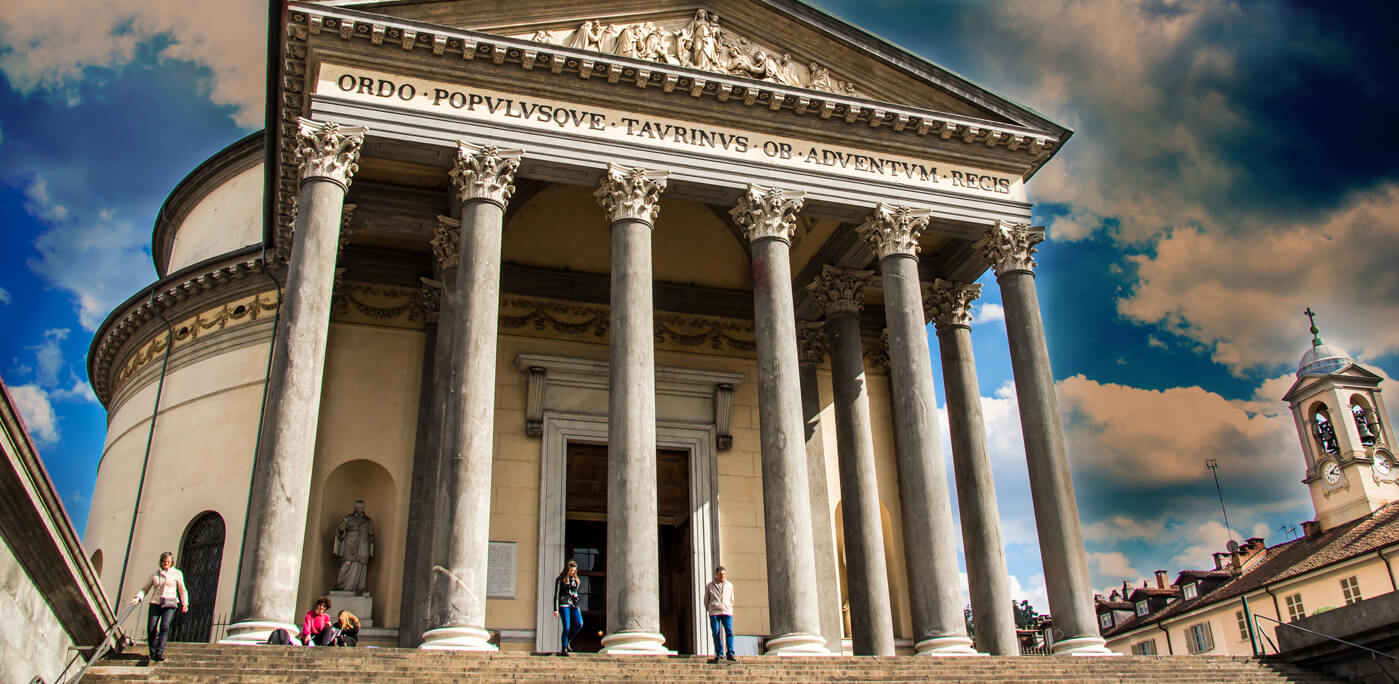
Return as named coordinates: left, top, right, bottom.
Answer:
left=82, top=644, right=1339, bottom=684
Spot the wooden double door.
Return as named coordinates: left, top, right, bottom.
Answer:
left=563, top=443, right=695, bottom=654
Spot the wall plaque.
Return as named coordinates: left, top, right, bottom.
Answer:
left=487, top=541, right=517, bottom=599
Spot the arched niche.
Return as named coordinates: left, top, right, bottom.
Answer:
left=831, top=500, right=907, bottom=642
left=312, top=459, right=397, bottom=627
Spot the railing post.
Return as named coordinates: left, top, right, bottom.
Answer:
left=1242, top=596, right=1259, bottom=657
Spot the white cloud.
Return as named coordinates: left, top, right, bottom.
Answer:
left=1088, top=551, right=1141, bottom=581
left=51, top=374, right=99, bottom=404
left=1169, top=520, right=1245, bottom=569
left=0, top=0, right=266, bottom=127
left=0, top=287, right=10, bottom=305
left=1118, top=184, right=1399, bottom=374
left=9, top=384, right=59, bottom=444
left=23, top=176, right=153, bottom=330
left=1083, top=514, right=1166, bottom=543
left=1008, top=573, right=1049, bottom=615
left=972, top=303, right=1004, bottom=326
left=28, top=328, right=69, bottom=386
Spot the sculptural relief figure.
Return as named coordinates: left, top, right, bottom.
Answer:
left=770, top=53, right=803, bottom=87
left=679, top=9, right=723, bottom=71
left=565, top=20, right=605, bottom=50
left=612, top=23, right=643, bottom=58
left=333, top=500, right=375, bottom=594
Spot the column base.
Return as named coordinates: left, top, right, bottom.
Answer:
left=1051, top=635, right=1119, bottom=656
left=914, top=635, right=983, bottom=656
left=599, top=629, right=670, bottom=654
left=419, top=626, right=498, bottom=651
left=763, top=632, right=832, bottom=656
left=219, top=620, right=299, bottom=645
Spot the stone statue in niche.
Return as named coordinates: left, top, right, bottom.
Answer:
left=334, top=500, right=375, bottom=594
left=530, top=10, right=860, bottom=96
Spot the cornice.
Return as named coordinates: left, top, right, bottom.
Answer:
left=87, top=246, right=273, bottom=406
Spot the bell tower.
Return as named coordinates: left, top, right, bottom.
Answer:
left=1283, top=309, right=1398, bottom=530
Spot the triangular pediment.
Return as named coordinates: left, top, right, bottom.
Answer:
left=1283, top=363, right=1384, bottom=403
left=308, top=0, right=1066, bottom=136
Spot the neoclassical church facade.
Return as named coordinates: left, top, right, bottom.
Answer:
left=83, top=0, right=1107, bottom=657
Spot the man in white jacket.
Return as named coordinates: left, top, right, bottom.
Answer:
left=705, top=566, right=735, bottom=663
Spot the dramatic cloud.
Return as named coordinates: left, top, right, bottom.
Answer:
left=9, top=383, right=58, bottom=444
left=1118, top=184, right=1399, bottom=374
left=23, top=177, right=152, bottom=330
left=0, top=0, right=266, bottom=126
left=27, top=327, right=68, bottom=386
left=1088, top=551, right=1141, bottom=582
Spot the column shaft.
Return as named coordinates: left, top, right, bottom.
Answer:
left=999, top=271, right=1100, bottom=652
left=880, top=255, right=973, bottom=654
left=752, top=236, right=827, bottom=654
left=227, top=176, right=351, bottom=641
left=797, top=339, right=846, bottom=654
left=399, top=313, right=438, bottom=648
left=826, top=312, right=896, bottom=656
left=937, top=324, right=1017, bottom=655
left=604, top=216, right=663, bottom=652
left=422, top=197, right=507, bottom=650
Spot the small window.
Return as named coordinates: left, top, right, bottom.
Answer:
left=1340, top=576, right=1362, bottom=605
left=1185, top=621, right=1215, bottom=654
left=1136, top=601, right=1149, bottom=617
left=1131, top=639, right=1158, bottom=655
left=1236, top=610, right=1249, bottom=641
left=1285, top=593, right=1306, bottom=622
left=1099, top=613, right=1113, bottom=630
left=1183, top=583, right=1198, bottom=600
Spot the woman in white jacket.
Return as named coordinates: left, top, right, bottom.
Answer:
left=129, top=552, right=188, bottom=663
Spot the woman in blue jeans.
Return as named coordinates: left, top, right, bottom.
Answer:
left=553, top=560, right=583, bottom=654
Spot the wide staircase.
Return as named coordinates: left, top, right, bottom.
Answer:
left=82, top=643, right=1343, bottom=683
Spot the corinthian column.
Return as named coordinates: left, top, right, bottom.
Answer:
left=796, top=323, right=845, bottom=653
left=807, top=266, right=896, bottom=656
left=973, top=221, right=1111, bottom=655
left=421, top=142, right=522, bottom=651
left=731, top=185, right=830, bottom=655
left=925, top=279, right=1017, bottom=656
left=595, top=163, right=670, bottom=654
left=855, top=204, right=977, bottom=656
left=226, top=118, right=364, bottom=643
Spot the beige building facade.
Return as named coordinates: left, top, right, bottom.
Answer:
left=83, top=0, right=1111, bottom=658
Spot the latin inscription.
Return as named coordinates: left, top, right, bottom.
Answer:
left=323, top=66, right=1022, bottom=199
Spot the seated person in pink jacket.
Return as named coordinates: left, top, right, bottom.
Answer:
left=300, top=597, right=337, bottom=646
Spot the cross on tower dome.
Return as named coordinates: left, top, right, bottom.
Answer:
left=1297, top=307, right=1353, bottom=376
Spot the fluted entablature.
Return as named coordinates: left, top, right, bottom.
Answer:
left=856, top=203, right=931, bottom=259
left=594, top=163, right=670, bottom=224
left=974, top=220, right=1046, bottom=277
left=807, top=265, right=874, bottom=316
left=451, top=142, right=523, bottom=207
left=294, top=118, right=365, bottom=188
left=731, top=184, right=806, bottom=243
left=924, top=279, right=982, bottom=331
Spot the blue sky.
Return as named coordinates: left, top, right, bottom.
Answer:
left=2, top=1, right=1396, bottom=613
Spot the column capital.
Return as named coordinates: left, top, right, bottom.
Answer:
left=797, top=321, right=828, bottom=366
left=451, top=141, right=523, bottom=207
left=731, top=184, right=806, bottom=244
left=856, top=203, right=931, bottom=259
left=431, top=215, right=461, bottom=273
left=974, top=220, right=1046, bottom=277
left=924, top=279, right=982, bottom=332
left=807, top=265, right=874, bottom=317
left=419, top=278, right=442, bottom=324
left=295, top=118, right=366, bottom=188
left=595, top=163, right=670, bottom=224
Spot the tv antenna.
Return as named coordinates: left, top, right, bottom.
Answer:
left=1206, top=459, right=1235, bottom=545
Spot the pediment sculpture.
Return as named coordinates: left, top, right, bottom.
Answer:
left=524, top=9, right=860, bottom=96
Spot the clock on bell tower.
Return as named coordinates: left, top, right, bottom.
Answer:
left=1283, top=309, right=1398, bottom=530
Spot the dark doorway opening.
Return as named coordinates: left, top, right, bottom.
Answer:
left=170, top=511, right=225, bottom=643
left=563, top=443, right=693, bottom=654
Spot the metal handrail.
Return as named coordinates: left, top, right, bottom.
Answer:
left=1252, top=613, right=1399, bottom=684
left=60, top=600, right=141, bottom=684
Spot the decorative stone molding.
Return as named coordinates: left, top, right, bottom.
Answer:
left=806, top=265, right=874, bottom=317
left=294, top=117, right=366, bottom=188
left=431, top=216, right=461, bottom=273
left=338, top=203, right=356, bottom=252
left=525, top=366, right=547, bottom=437
left=331, top=282, right=430, bottom=328
left=973, top=220, right=1046, bottom=277
left=522, top=10, right=860, bottom=97
left=865, top=329, right=892, bottom=372
left=498, top=295, right=756, bottom=358
left=595, top=163, right=670, bottom=224
left=856, top=203, right=931, bottom=259
left=714, top=384, right=735, bottom=450
left=731, top=184, right=806, bottom=243
left=797, top=321, right=827, bottom=366
left=419, top=278, right=442, bottom=325
left=923, top=279, right=982, bottom=331
left=451, top=141, right=524, bottom=207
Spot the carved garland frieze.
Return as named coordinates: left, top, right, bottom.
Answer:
left=331, top=283, right=430, bottom=328
left=112, top=291, right=280, bottom=397
left=526, top=10, right=860, bottom=97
